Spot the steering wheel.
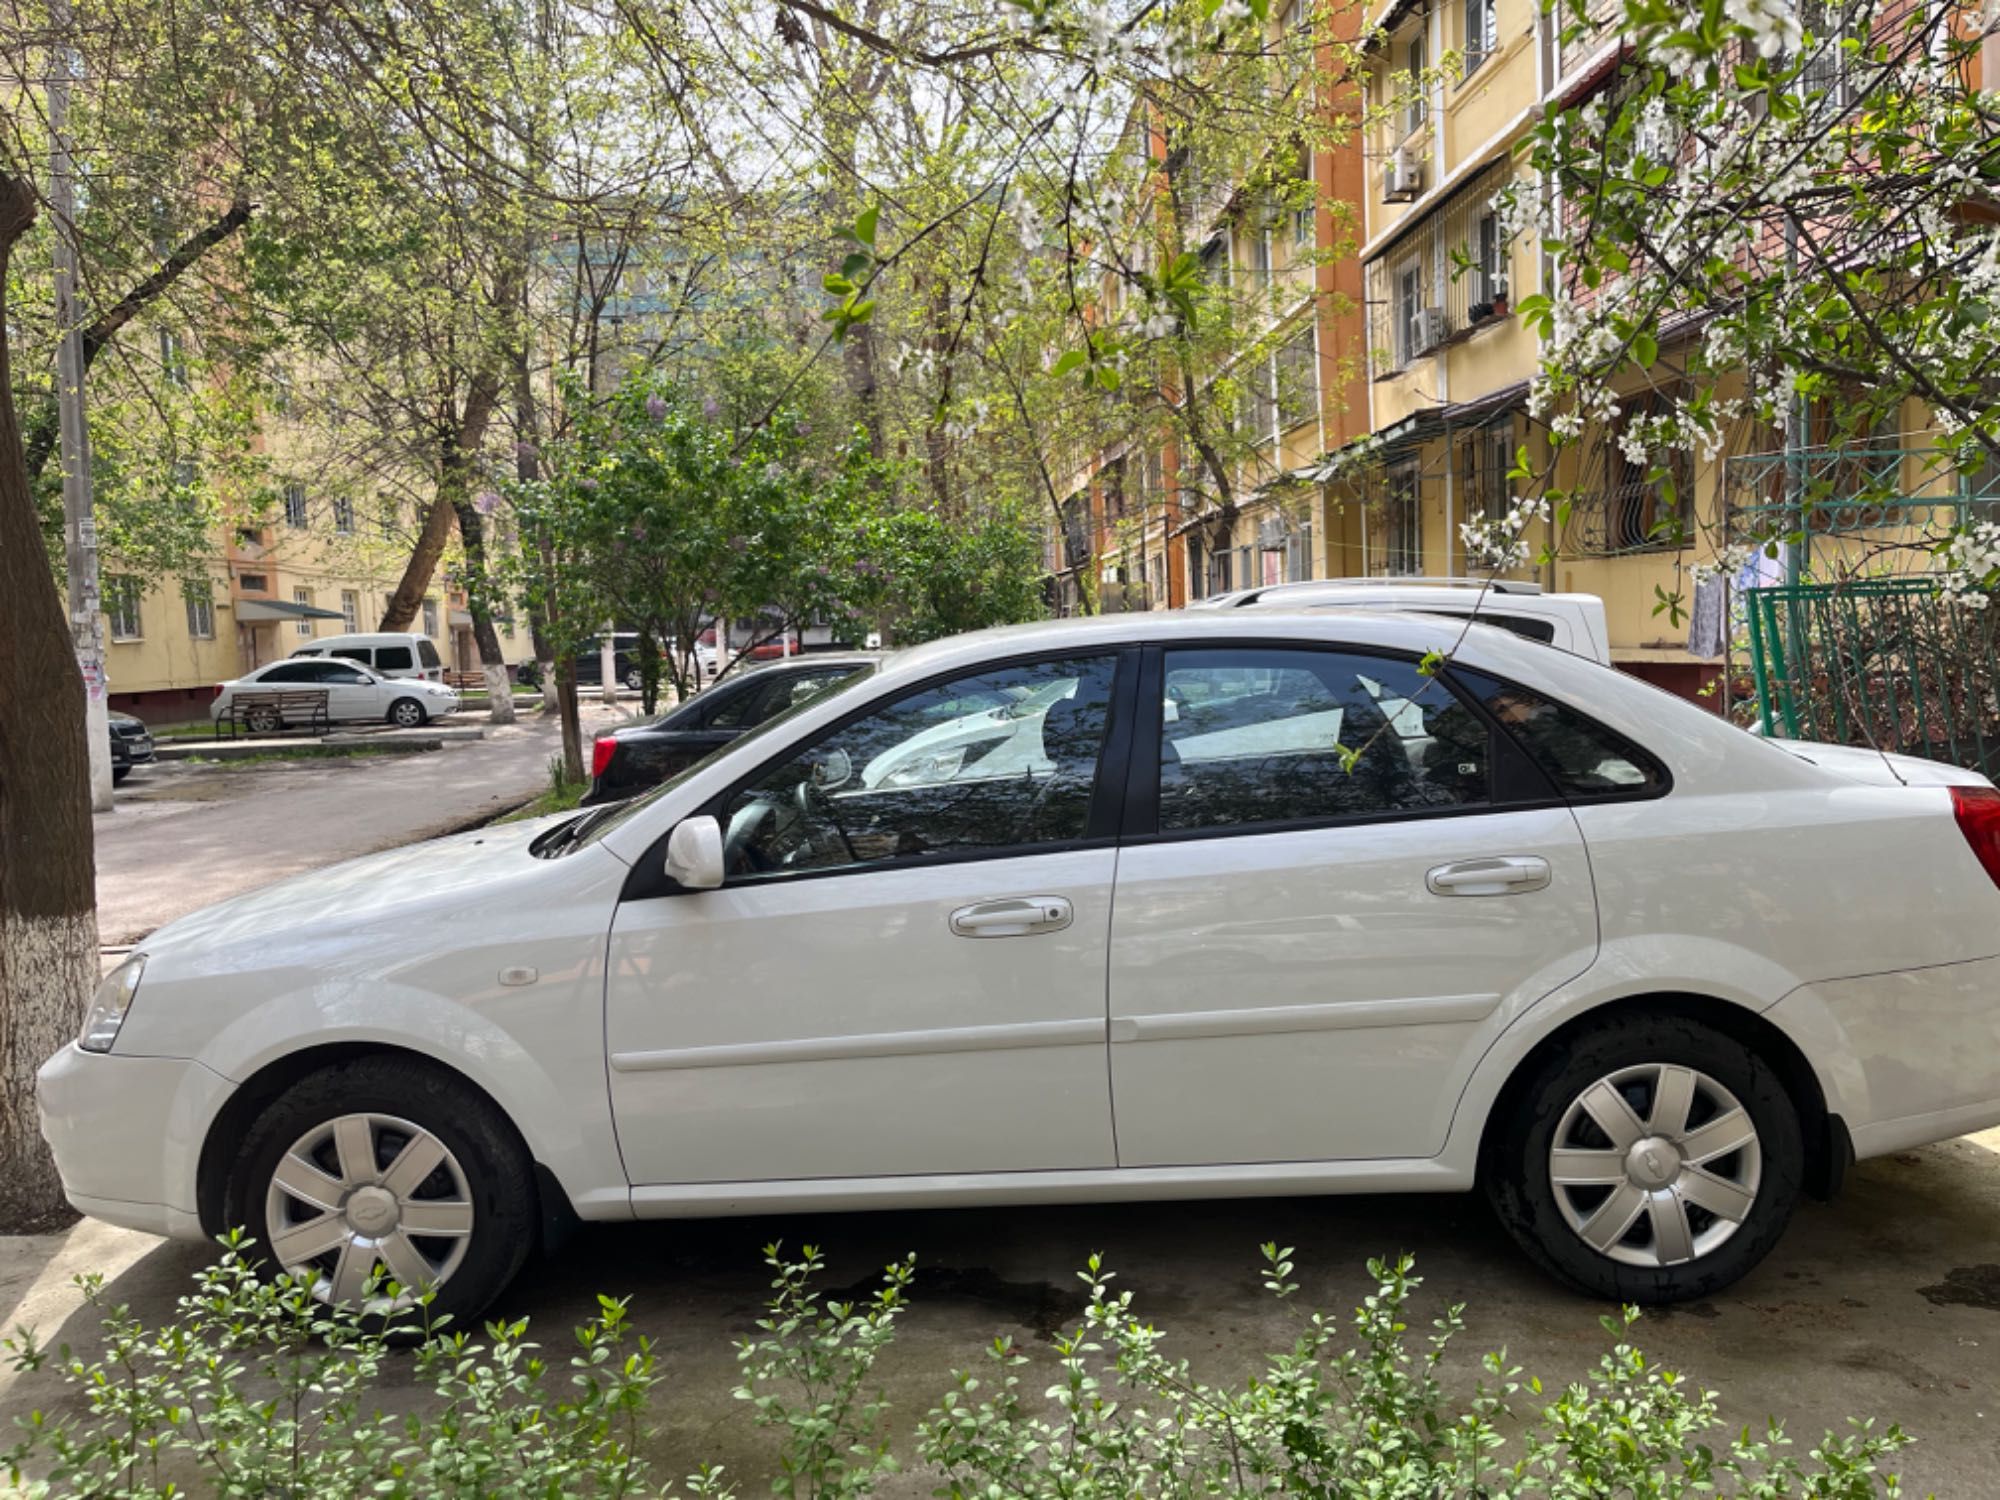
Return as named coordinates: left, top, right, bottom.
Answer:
left=722, top=799, right=778, bottom=875
left=794, top=779, right=857, bottom=863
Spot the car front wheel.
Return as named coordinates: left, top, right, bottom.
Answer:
left=226, top=1055, right=536, bottom=1323
left=388, top=697, right=427, bottom=729
left=1485, top=1013, right=1803, bottom=1303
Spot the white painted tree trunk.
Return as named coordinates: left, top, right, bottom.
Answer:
left=0, top=911, right=94, bottom=1229
left=483, top=663, right=515, bottom=724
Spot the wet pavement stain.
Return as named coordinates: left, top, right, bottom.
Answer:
left=825, top=1266, right=1089, bottom=1342
left=1916, top=1265, right=2000, bottom=1313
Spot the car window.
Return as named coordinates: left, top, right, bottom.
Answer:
left=1415, top=609, right=1558, bottom=644
left=418, top=640, right=443, bottom=668
left=748, top=667, right=867, bottom=727
left=256, top=662, right=318, bottom=684
left=1450, top=670, right=1663, bottom=797
left=291, top=646, right=323, bottom=657
left=719, top=654, right=1119, bottom=880
left=702, top=675, right=772, bottom=729
left=376, top=646, right=414, bottom=671
left=324, top=664, right=374, bottom=684
left=331, top=647, right=373, bottom=665
left=1158, top=648, right=1491, bottom=832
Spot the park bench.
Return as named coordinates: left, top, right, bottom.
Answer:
left=219, top=688, right=330, bottom=739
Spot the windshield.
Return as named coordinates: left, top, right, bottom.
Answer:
left=568, top=658, right=885, bottom=848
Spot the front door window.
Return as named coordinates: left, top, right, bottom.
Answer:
left=720, top=655, right=1119, bottom=880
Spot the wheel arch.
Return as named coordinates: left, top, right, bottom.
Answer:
left=196, top=1041, right=579, bottom=1252
left=1472, top=992, right=1851, bottom=1201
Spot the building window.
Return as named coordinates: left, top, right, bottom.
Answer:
left=342, top=589, right=361, bottom=633
left=1381, top=459, right=1422, bottom=575
left=1207, top=544, right=1233, bottom=596
left=106, top=576, right=144, bottom=641
left=1403, top=35, right=1427, bottom=136
left=422, top=597, right=440, bottom=637
left=332, top=494, right=355, bottom=533
left=379, top=500, right=400, bottom=540
left=1149, top=551, right=1167, bottom=608
left=1237, top=358, right=1276, bottom=446
left=1395, top=255, right=1427, bottom=367
left=159, top=329, right=188, bottom=389
left=1464, top=418, right=1517, bottom=530
left=239, top=572, right=268, bottom=593
left=1292, top=148, right=1315, bottom=249
left=1288, top=520, right=1315, bottom=582
left=1199, top=234, right=1230, bottom=293
left=1463, top=0, right=1496, bottom=74
left=294, top=587, right=317, bottom=636
left=284, top=482, right=308, bottom=528
left=1276, top=325, right=1319, bottom=432
left=183, top=580, right=215, bottom=639
left=1186, top=534, right=1207, bottom=599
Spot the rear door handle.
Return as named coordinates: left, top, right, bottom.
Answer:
left=1426, top=856, right=1551, bottom=897
left=950, top=897, right=1074, bottom=937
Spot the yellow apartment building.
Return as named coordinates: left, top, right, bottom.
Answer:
left=102, top=389, right=533, bottom=723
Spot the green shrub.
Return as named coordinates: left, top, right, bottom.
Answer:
left=1, top=1237, right=1912, bottom=1498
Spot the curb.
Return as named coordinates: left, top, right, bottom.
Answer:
left=153, top=738, right=444, bottom=762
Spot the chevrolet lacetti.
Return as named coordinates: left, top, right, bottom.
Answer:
left=38, top=612, right=2000, bottom=1321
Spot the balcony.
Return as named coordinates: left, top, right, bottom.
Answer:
left=1364, top=157, right=1512, bottom=379
left=1723, top=445, right=1997, bottom=538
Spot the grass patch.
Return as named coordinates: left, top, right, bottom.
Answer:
left=495, top=752, right=589, bottom=822
left=178, top=746, right=415, bottom=768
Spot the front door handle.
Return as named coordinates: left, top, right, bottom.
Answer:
left=1426, top=856, right=1552, bottom=897
left=950, top=896, right=1074, bottom=937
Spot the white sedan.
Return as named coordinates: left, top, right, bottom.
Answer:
left=211, top=658, right=460, bottom=731
left=41, top=612, right=2000, bottom=1320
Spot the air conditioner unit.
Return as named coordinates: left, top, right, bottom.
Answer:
left=1412, top=306, right=1448, bottom=352
left=1383, top=149, right=1423, bottom=203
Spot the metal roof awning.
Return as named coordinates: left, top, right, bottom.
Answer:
left=234, top=598, right=346, bottom=623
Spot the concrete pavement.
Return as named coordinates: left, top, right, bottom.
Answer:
left=94, top=702, right=627, bottom=945
left=2, top=1133, right=1996, bottom=1493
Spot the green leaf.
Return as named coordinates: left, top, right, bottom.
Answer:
left=854, top=204, right=880, bottom=247
left=1631, top=329, right=1657, bottom=368
left=1052, top=349, right=1087, bottom=377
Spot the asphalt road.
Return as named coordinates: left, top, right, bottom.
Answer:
left=2, top=1133, right=1995, bottom=1493
left=93, top=702, right=626, bottom=945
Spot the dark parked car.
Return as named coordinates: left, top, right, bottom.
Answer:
left=108, top=711, right=155, bottom=784
left=582, top=654, right=879, bottom=805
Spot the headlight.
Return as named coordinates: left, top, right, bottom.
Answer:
left=78, top=955, right=145, bottom=1054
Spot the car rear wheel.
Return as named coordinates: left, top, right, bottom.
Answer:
left=623, top=668, right=642, bottom=691
left=226, top=1055, right=536, bottom=1324
left=388, top=697, right=427, bottom=729
left=1485, top=1013, right=1803, bottom=1303
left=246, top=706, right=283, bottom=734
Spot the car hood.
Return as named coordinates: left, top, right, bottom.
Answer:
left=139, top=811, right=605, bottom=961
left=1774, top=738, right=1993, bottom=788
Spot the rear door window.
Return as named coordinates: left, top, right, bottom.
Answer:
left=1450, top=670, right=1665, bottom=797
left=418, top=640, right=443, bottom=669
left=375, top=646, right=415, bottom=671
left=1157, top=647, right=1493, bottom=831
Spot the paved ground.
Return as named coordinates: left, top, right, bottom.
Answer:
left=3, top=1131, right=1996, bottom=1492
left=94, top=701, right=629, bottom=945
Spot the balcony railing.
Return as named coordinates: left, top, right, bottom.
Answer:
left=1723, top=446, right=1999, bottom=537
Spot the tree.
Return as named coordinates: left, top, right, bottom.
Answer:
left=0, top=171, right=95, bottom=1230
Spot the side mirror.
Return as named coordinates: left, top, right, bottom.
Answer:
left=664, top=815, right=724, bottom=890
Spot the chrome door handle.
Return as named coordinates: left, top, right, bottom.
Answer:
left=950, top=897, right=1074, bottom=937
left=1426, top=856, right=1552, bottom=897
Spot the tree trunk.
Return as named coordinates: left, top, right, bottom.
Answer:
left=556, top=657, right=584, bottom=785
left=449, top=495, right=515, bottom=725
left=380, top=365, right=504, bottom=632
left=0, top=173, right=93, bottom=1231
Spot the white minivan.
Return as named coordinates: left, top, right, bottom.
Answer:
left=1196, top=579, right=1614, bottom=665
left=293, top=632, right=447, bottom=683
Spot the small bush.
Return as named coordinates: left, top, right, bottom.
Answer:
left=1, top=1237, right=1912, bottom=1498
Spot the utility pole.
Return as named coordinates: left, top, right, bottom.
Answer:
left=48, top=0, right=112, bottom=812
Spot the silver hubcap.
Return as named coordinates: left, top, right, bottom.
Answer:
left=395, top=704, right=420, bottom=725
left=264, top=1113, right=474, bottom=1308
left=1549, top=1063, right=1761, bottom=1268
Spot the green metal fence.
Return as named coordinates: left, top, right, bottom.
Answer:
left=1744, top=579, right=2000, bottom=778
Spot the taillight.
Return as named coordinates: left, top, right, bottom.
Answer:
left=1950, top=786, right=2000, bottom=889
left=211, top=684, right=223, bottom=700
left=591, top=736, right=618, bottom=780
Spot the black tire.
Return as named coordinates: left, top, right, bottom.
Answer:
left=246, top=706, right=283, bottom=734
left=1484, top=1012, right=1803, bottom=1304
left=226, top=1055, right=536, bottom=1327
left=388, top=697, right=427, bottom=729
left=112, top=766, right=130, bottom=784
